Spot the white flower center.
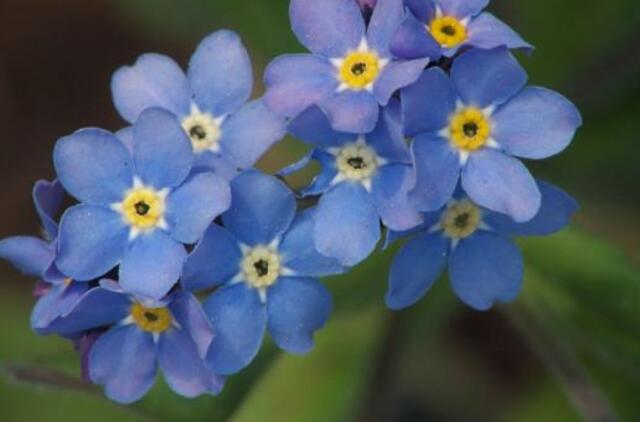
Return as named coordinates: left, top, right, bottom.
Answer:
left=241, top=245, right=282, bottom=289
left=181, top=111, right=222, bottom=154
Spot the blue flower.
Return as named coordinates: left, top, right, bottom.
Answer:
left=385, top=181, right=578, bottom=311
left=392, top=0, right=532, bottom=60
left=54, top=108, right=231, bottom=300
left=282, top=103, right=422, bottom=266
left=52, top=282, right=224, bottom=404
left=403, top=47, right=582, bottom=222
left=111, top=30, right=285, bottom=178
left=182, top=170, right=343, bottom=375
left=0, top=180, right=89, bottom=334
left=264, top=0, right=431, bottom=134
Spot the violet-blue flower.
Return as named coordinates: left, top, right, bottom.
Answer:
left=112, top=30, right=285, bottom=179
left=385, top=181, right=578, bottom=311
left=54, top=108, right=231, bottom=300
left=182, top=170, right=342, bottom=375
left=392, top=0, right=532, bottom=60
left=282, top=103, right=422, bottom=266
left=0, top=180, right=89, bottom=334
left=403, top=47, right=582, bottom=222
left=52, top=282, right=223, bottom=404
left=264, top=0, right=431, bottom=133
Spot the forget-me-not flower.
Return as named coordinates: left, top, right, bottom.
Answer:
left=385, top=181, right=578, bottom=311
left=182, top=170, right=343, bottom=375
left=264, top=0, right=432, bottom=134
left=403, top=47, right=582, bottom=222
left=112, top=30, right=285, bottom=179
left=52, top=281, right=224, bottom=404
left=392, top=0, right=531, bottom=60
left=54, top=108, right=231, bottom=300
left=282, top=103, right=422, bottom=266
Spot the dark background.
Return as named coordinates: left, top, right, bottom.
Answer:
left=1, top=0, right=639, bottom=421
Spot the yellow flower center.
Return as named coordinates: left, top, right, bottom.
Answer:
left=339, top=51, right=381, bottom=90
left=121, top=188, right=165, bottom=229
left=429, top=16, right=468, bottom=48
left=449, top=107, right=491, bottom=151
left=335, top=143, right=379, bottom=181
left=181, top=112, right=222, bottom=153
left=441, top=200, right=482, bottom=239
left=241, top=246, right=282, bottom=289
left=130, top=303, right=173, bottom=333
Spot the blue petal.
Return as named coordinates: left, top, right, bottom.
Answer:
left=467, top=13, right=533, bottom=51
left=89, top=325, right=157, bottom=404
left=288, top=106, right=355, bottom=149
left=290, top=0, right=365, bottom=57
left=405, top=0, right=436, bottom=21
left=461, top=149, right=541, bottom=223
left=385, top=233, right=448, bottom=310
left=158, top=329, right=224, bottom=398
left=31, top=283, right=88, bottom=335
left=485, top=180, right=579, bottom=237
left=168, top=291, right=216, bottom=357
left=33, top=180, right=64, bottom=239
left=267, top=276, right=332, bottom=354
left=54, top=129, right=133, bottom=206
left=218, top=100, right=286, bottom=169
left=449, top=231, right=523, bottom=310
left=367, top=102, right=411, bottom=163
left=188, top=30, right=253, bottom=117
left=437, top=0, right=488, bottom=18
left=132, top=108, right=193, bottom=189
left=223, top=170, right=296, bottom=246
left=0, top=236, right=53, bottom=277
left=203, top=283, right=267, bottom=375
left=181, top=224, right=242, bottom=292
left=299, top=150, right=340, bottom=197
left=111, top=53, right=191, bottom=123
left=119, top=231, right=186, bottom=300
left=50, top=286, right=131, bottom=337
left=373, top=164, right=424, bottom=231
left=192, top=153, right=241, bottom=181
left=366, top=0, right=404, bottom=57
left=166, top=172, right=231, bottom=244
left=318, top=90, right=379, bottom=134
left=493, top=87, right=582, bottom=159
left=401, top=67, right=456, bottom=137
left=56, top=205, right=129, bottom=281
left=115, top=127, right=134, bottom=152
left=279, top=209, right=345, bottom=277
left=314, top=183, right=380, bottom=266
left=391, top=12, right=442, bottom=60
left=264, top=54, right=337, bottom=119
left=451, top=47, right=527, bottom=108
left=374, top=58, right=430, bottom=106
left=410, top=134, right=461, bottom=211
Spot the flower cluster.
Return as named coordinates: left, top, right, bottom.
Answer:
left=0, top=0, right=581, bottom=404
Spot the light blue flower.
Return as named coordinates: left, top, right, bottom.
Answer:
left=182, top=170, right=343, bottom=375
left=264, top=0, right=431, bottom=134
left=0, top=180, right=89, bottom=334
left=392, top=0, right=532, bottom=60
left=385, top=181, right=578, bottom=311
left=54, top=108, right=231, bottom=300
left=52, top=282, right=223, bottom=404
left=403, top=47, right=582, bottom=222
left=111, top=30, right=285, bottom=178
left=282, top=102, right=422, bottom=266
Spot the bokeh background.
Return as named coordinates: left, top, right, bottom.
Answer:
left=1, top=0, right=639, bottom=420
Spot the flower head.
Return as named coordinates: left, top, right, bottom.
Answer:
left=182, top=170, right=343, bottom=375
left=282, top=102, right=422, bottom=266
left=53, top=108, right=231, bottom=300
left=264, top=0, right=432, bottom=133
left=52, top=282, right=223, bottom=404
left=392, top=0, right=532, bottom=60
left=403, top=47, right=582, bottom=222
left=385, top=181, right=579, bottom=310
left=112, top=30, right=286, bottom=178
